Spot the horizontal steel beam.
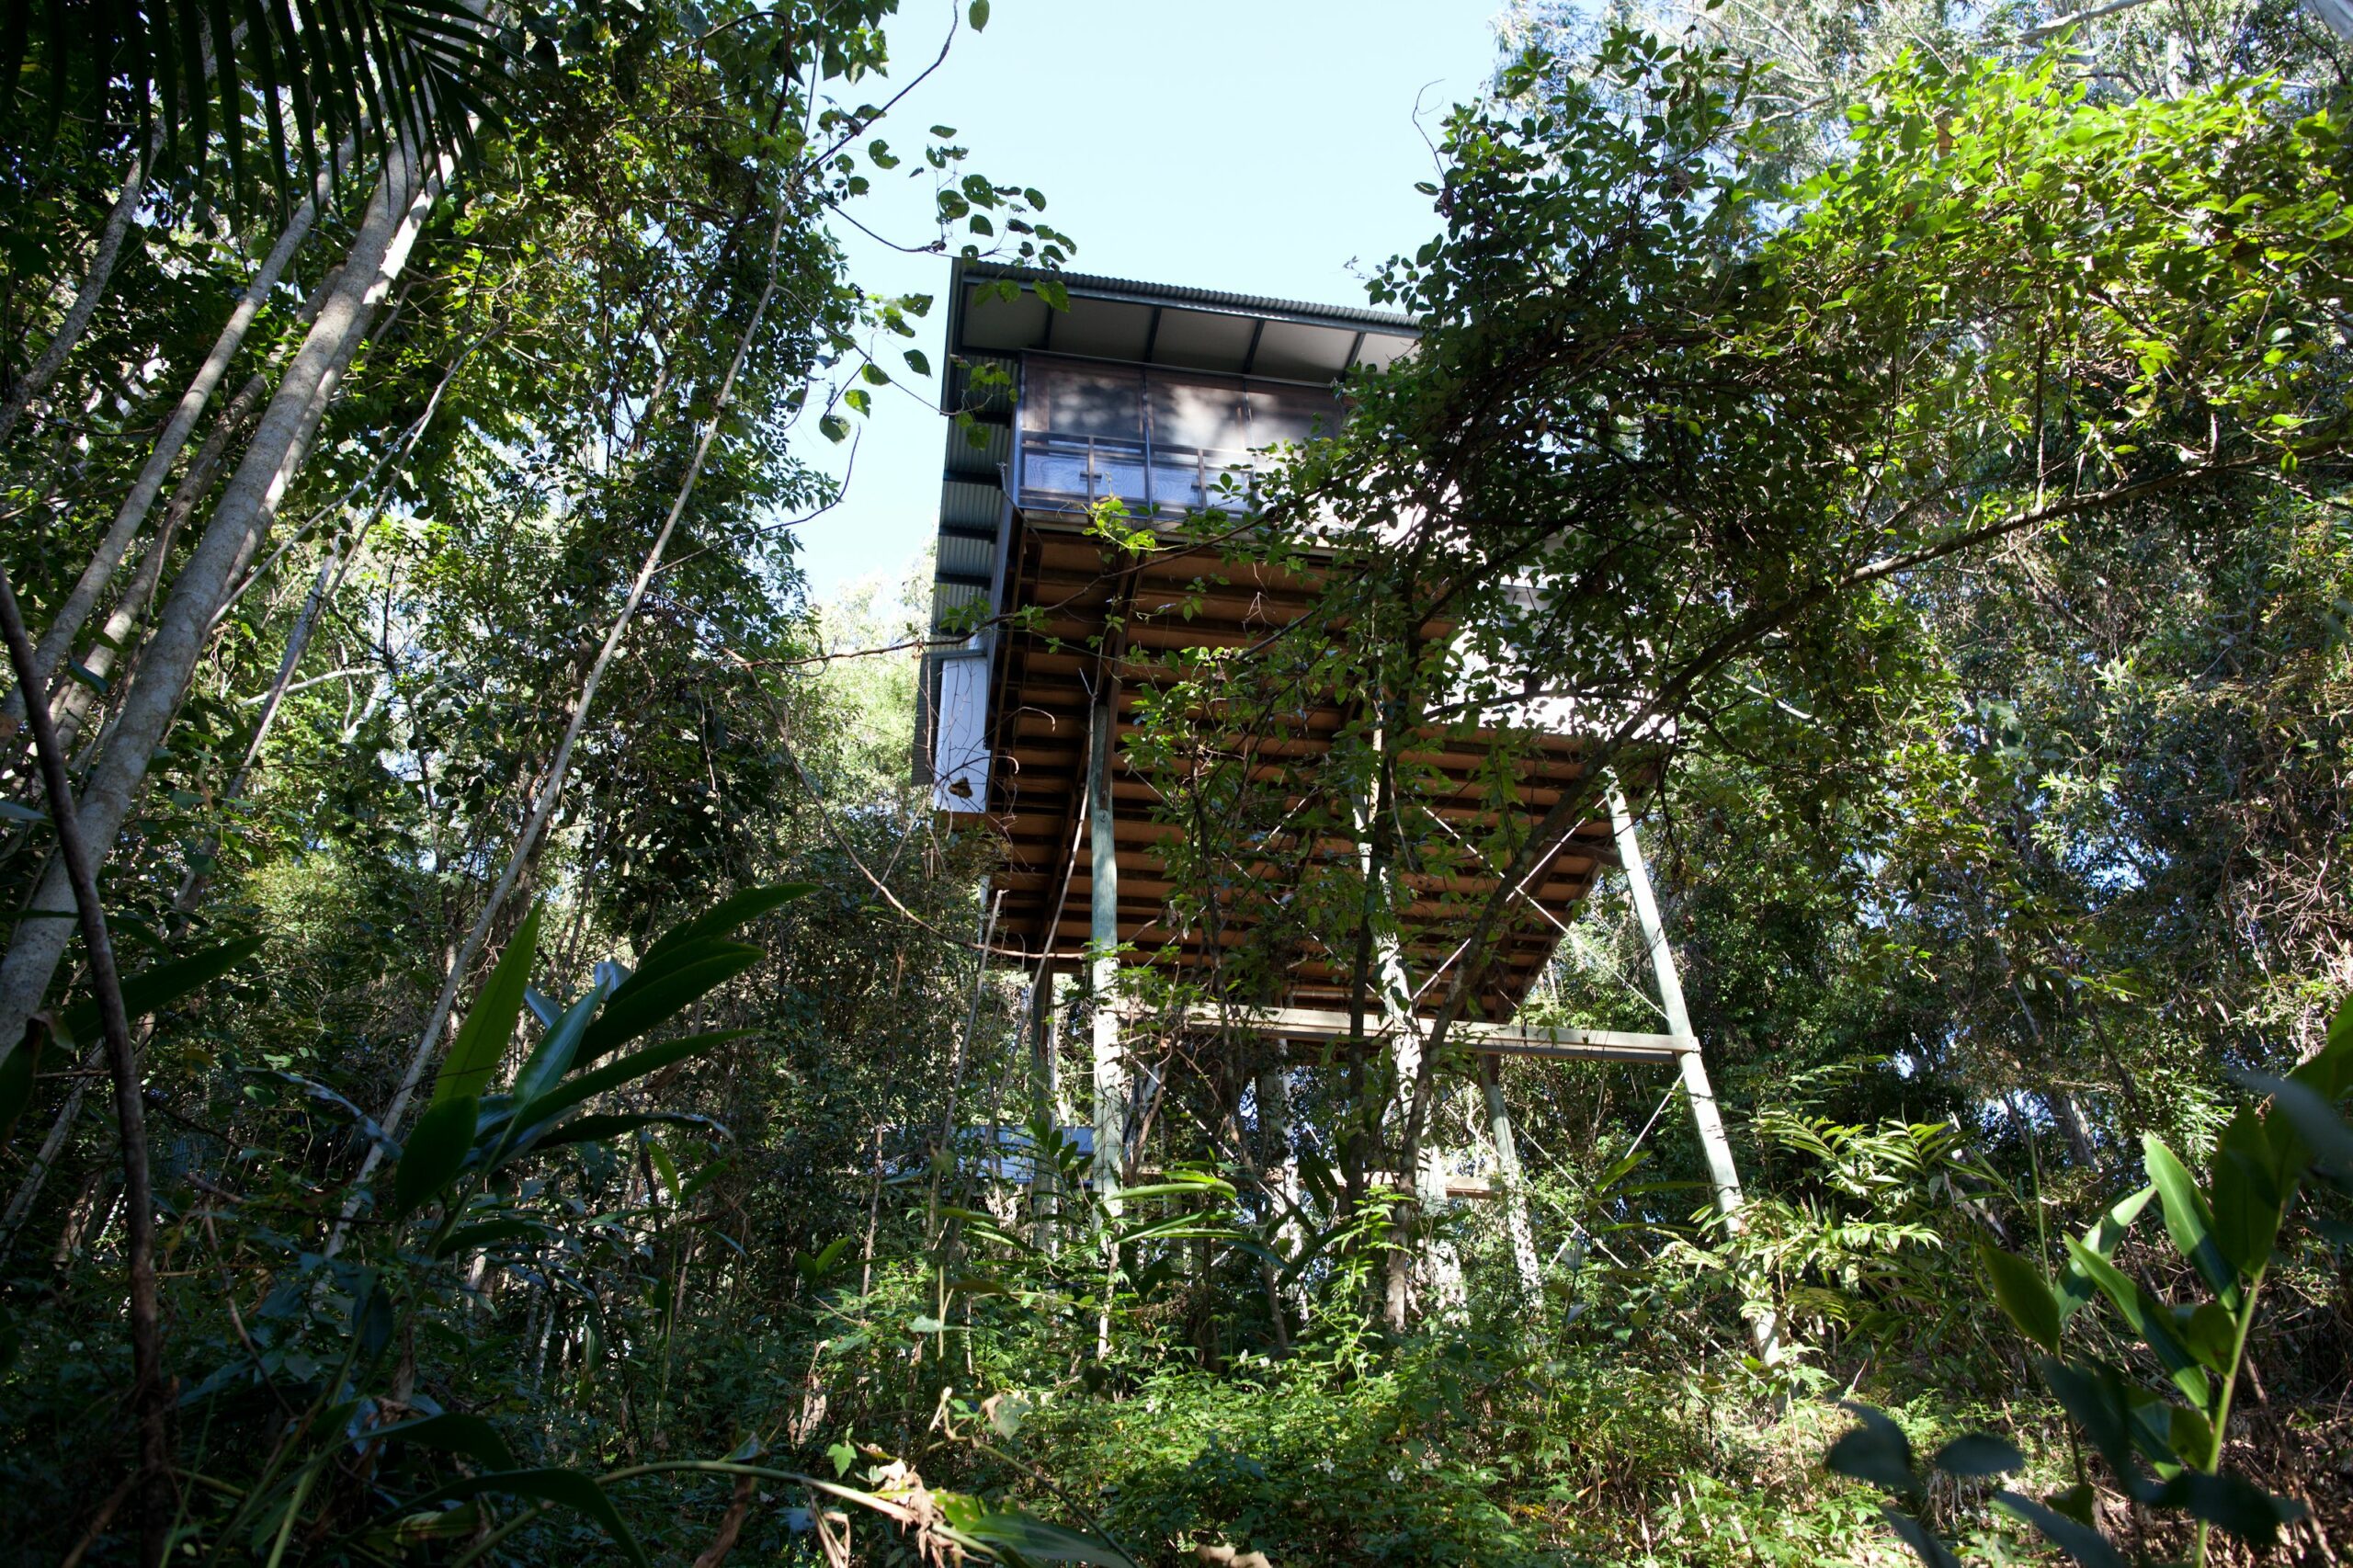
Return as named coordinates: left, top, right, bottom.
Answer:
left=1145, top=1004, right=1695, bottom=1063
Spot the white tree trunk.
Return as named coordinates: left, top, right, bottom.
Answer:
left=5, top=160, right=335, bottom=734
left=0, top=145, right=442, bottom=1062
left=0, top=155, right=148, bottom=450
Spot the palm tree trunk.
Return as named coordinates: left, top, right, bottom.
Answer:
left=0, top=154, right=148, bottom=450
left=4, top=157, right=335, bottom=735
left=0, top=144, right=443, bottom=1065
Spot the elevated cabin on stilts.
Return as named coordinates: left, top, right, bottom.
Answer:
left=911, top=261, right=1774, bottom=1353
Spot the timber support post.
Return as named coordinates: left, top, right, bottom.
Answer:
left=1607, top=783, right=1784, bottom=1365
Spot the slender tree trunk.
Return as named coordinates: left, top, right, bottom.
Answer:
left=4, top=157, right=335, bottom=736
left=39, top=374, right=262, bottom=758
left=0, top=155, right=148, bottom=450
left=331, top=202, right=794, bottom=1238
left=0, top=562, right=169, bottom=1568
left=0, top=146, right=442, bottom=1065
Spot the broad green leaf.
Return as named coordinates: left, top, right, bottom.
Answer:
left=635, top=883, right=814, bottom=970
left=510, top=987, right=604, bottom=1108
left=2062, top=1238, right=2211, bottom=1408
left=576, top=946, right=759, bottom=1063
left=524, top=1110, right=722, bottom=1153
left=370, top=1413, right=517, bottom=1471
left=2149, top=1471, right=2305, bottom=1549
left=431, top=903, right=543, bottom=1106
left=1979, top=1242, right=2062, bottom=1351
left=2242, top=1071, right=2353, bottom=1179
left=1929, top=1433, right=2022, bottom=1478
left=967, top=0, right=989, bottom=31
left=2143, top=1135, right=2237, bottom=1306
left=2038, top=1358, right=2143, bottom=1485
left=1994, top=1490, right=2129, bottom=1568
left=2178, top=1302, right=2236, bottom=1374
left=1825, top=1403, right=1916, bottom=1494
left=506, top=1030, right=751, bottom=1153
left=1881, top=1507, right=1962, bottom=1568
left=392, top=1095, right=479, bottom=1220
left=433, top=1218, right=549, bottom=1259
left=2056, top=1185, right=2154, bottom=1324
left=1110, top=1177, right=1236, bottom=1202
left=53, top=934, right=266, bottom=1050
left=953, top=1511, right=1136, bottom=1566
left=401, top=1469, right=647, bottom=1568
left=2209, top=1108, right=2287, bottom=1273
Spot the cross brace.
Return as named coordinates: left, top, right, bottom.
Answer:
left=1137, top=1004, right=1694, bottom=1064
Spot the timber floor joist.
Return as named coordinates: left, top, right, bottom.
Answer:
left=967, top=513, right=1621, bottom=1017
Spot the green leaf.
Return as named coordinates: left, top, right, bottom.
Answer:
left=2209, top=1108, right=2288, bottom=1273
left=1994, top=1490, right=2129, bottom=1568
left=637, top=883, right=813, bottom=970
left=432, top=903, right=542, bottom=1105
left=2039, top=1358, right=2143, bottom=1485
left=508, top=1029, right=750, bottom=1152
left=510, top=988, right=604, bottom=1109
left=2061, top=1236, right=2211, bottom=1407
left=2149, top=1471, right=2305, bottom=1548
left=967, top=0, right=988, bottom=30
left=576, top=948, right=759, bottom=1063
left=1980, top=1242, right=2062, bottom=1352
left=433, top=1218, right=548, bottom=1258
left=1881, top=1507, right=1962, bottom=1568
left=2056, top=1185, right=2154, bottom=1324
left=903, top=348, right=932, bottom=376
left=2143, top=1134, right=2238, bottom=1306
left=2242, top=1071, right=2353, bottom=1179
left=54, top=935, right=267, bottom=1050
left=820, top=414, right=850, bottom=442
left=392, top=1095, right=479, bottom=1219
left=2178, top=1302, right=2236, bottom=1373
left=1930, top=1433, right=2022, bottom=1478
left=524, top=1111, right=722, bottom=1153
left=401, top=1469, right=648, bottom=1568
left=955, top=1511, right=1137, bottom=1566
left=1826, top=1403, right=1916, bottom=1494
left=371, top=1413, right=517, bottom=1472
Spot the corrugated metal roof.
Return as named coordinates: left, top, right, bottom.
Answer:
left=950, top=258, right=1412, bottom=329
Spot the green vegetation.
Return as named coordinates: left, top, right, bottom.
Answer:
left=1, top=0, right=2348, bottom=1562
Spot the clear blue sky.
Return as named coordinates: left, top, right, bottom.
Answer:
left=783, top=0, right=1507, bottom=603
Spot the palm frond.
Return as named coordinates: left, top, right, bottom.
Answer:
left=0, top=0, right=530, bottom=210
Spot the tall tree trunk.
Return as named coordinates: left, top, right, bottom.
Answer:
left=0, top=155, right=148, bottom=450
left=331, top=201, right=794, bottom=1239
left=0, top=562, right=170, bottom=1567
left=39, top=371, right=264, bottom=758
left=0, top=145, right=442, bottom=1064
left=3, top=157, right=335, bottom=737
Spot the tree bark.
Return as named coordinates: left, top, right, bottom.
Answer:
left=0, top=154, right=148, bottom=450
left=4, top=156, right=334, bottom=737
left=0, top=562, right=169, bottom=1568
left=0, top=144, right=442, bottom=1066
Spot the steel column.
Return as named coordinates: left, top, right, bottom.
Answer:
left=1607, top=783, right=1783, bottom=1363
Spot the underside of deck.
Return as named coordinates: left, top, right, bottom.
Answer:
left=964, top=515, right=1617, bottom=1019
